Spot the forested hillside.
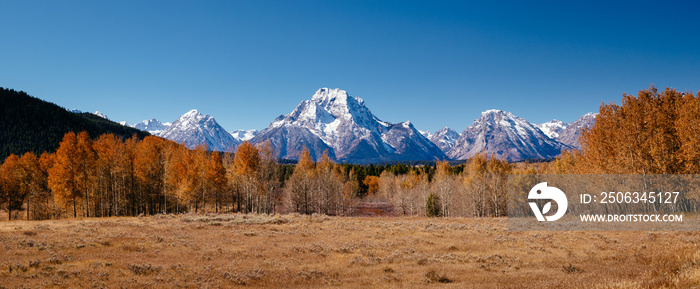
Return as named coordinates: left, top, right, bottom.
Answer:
left=0, top=87, right=149, bottom=159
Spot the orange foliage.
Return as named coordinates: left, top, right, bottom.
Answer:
left=578, top=86, right=698, bottom=174
left=362, top=176, right=380, bottom=195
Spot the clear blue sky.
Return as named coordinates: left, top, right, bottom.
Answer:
left=2, top=1, right=699, bottom=133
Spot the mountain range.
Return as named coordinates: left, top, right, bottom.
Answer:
left=118, top=88, right=596, bottom=163
left=249, top=88, right=446, bottom=163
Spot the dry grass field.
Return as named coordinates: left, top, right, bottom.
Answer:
left=1, top=214, right=700, bottom=288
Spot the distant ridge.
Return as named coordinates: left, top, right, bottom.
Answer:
left=0, top=87, right=149, bottom=159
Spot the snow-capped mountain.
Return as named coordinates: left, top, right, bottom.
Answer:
left=424, top=127, right=460, bottom=153
left=251, top=88, right=446, bottom=163
left=159, top=109, right=241, bottom=152
left=448, top=110, right=568, bottom=162
left=537, top=120, right=567, bottom=139
left=557, top=112, right=597, bottom=149
left=231, top=129, right=259, bottom=142
left=134, top=119, right=171, bottom=135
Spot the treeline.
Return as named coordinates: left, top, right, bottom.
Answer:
left=338, top=163, right=464, bottom=197
left=368, top=156, right=510, bottom=217
left=0, top=132, right=292, bottom=220
left=0, top=130, right=512, bottom=219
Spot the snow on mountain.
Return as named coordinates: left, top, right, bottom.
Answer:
left=251, top=88, right=446, bottom=163
left=134, top=118, right=171, bottom=135
left=426, top=127, right=460, bottom=153
left=119, top=121, right=130, bottom=127
left=68, top=109, right=111, bottom=120
left=557, top=112, right=597, bottom=149
left=419, top=130, right=432, bottom=139
left=93, top=111, right=108, bottom=119
left=448, top=110, right=568, bottom=162
left=537, top=119, right=567, bottom=139
left=231, top=129, right=259, bottom=142
left=159, top=109, right=241, bottom=152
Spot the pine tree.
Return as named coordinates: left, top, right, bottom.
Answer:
left=425, top=192, right=441, bottom=217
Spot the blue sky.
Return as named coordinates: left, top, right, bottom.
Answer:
left=1, top=1, right=699, bottom=133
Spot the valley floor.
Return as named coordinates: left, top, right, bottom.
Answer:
left=1, top=214, right=699, bottom=288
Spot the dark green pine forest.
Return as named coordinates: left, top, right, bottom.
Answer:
left=0, top=87, right=149, bottom=160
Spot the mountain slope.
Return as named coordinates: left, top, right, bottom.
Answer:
left=557, top=112, right=597, bottom=149
left=0, top=87, right=149, bottom=160
left=252, top=88, right=446, bottom=163
left=448, top=110, right=567, bottom=162
left=159, top=110, right=240, bottom=151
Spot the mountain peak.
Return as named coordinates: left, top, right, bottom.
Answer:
left=426, top=127, right=460, bottom=153
left=310, top=88, right=367, bottom=110
left=436, top=127, right=457, bottom=134
left=449, top=110, right=565, bottom=161
left=159, top=110, right=239, bottom=151
left=182, top=109, right=203, bottom=118
left=537, top=119, right=568, bottom=139
left=481, top=109, right=513, bottom=117
left=312, top=88, right=348, bottom=102
left=134, top=118, right=169, bottom=134
left=556, top=113, right=597, bottom=149
left=253, top=88, right=445, bottom=163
